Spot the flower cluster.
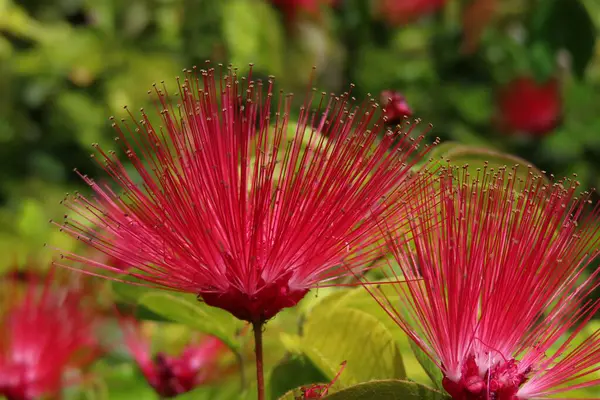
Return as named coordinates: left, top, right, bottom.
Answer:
left=49, top=61, right=600, bottom=400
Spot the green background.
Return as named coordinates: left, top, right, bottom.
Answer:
left=1, top=0, right=599, bottom=398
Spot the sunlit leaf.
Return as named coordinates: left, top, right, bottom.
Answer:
left=304, top=286, right=431, bottom=384
left=300, top=308, right=405, bottom=386
left=408, top=341, right=443, bottom=390
left=138, top=291, right=245, bottom=352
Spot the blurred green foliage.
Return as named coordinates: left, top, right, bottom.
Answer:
left=2, top=0, right=600, bottom=398
left=2, top=0, right=600, bottom=267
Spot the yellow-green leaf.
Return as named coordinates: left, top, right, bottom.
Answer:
left=305, top=287, right=431, bottom=385
left=301, top=308, right=406, bottom=386
left=408, top=341, right=443, bottom=390
left=138, top=291, right=244, bottom=352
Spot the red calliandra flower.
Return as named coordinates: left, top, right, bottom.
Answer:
left=365, top=167, right=600, bottom=399
left=55, top=64, right=436, bottom=325
left=377, top=0, right=447, bottom=26
left=0, top=268, right=98, bottom=400
left=381, top=90, right=413, bottom=124
left=121, top=319, right=229, bottom=397
left=496, top=76, right=562, bottom=136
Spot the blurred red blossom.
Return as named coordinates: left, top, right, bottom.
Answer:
left=496, top=76, right=562, bottom=136
left=121, top=318, right=230, bottom=398
left=461, top=0, right=497, bottom=54
left=377, top=0, right=447, bottom=25
left=55, top=64, right=436, bottom=325
left=380, top=90, right=413, bottom=124
left=0, top=268, right=99, bottom=400
left=271, top=0, right=337, bottom=23
left=365, top=167, right=600, bottom=399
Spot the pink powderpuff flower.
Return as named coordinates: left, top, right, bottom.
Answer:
left=366, top=167, right=600, bottom=399
left=55, top=64, right=436, bottom=325
left=0, top=268, right=99, bottom=400
left=120, top=318, right=229, bottom=398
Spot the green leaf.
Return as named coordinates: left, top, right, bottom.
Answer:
left=181, top=0, right=222, bottom=64
left=222, top=0, right=284, bottom=76
left=306, top=285, right=406, bottom=334
left=270, top=354, right=329, bottom=400
left=545, top=320, right=600, bottom=398
left=138, top=292, right=244, bottom=352
left=90, top=361, right=157, bottom=400
left=445, top=84, right=493, bottom=124
left=54, top=92, right=107, bottom=149
left=111, top=279, right=154, bottom=304
left=300, top=308, right=406, bottom=386
left=529, top=42, right=557, bottom=83
left=110, top=280, right=170, bottom=322
left=322, top=380, right=449, bottom=400
left=16, top=198, right=47, bottom=247
left=302, top=287, right=437, bottom=385
left=0, top=1, right=45, bottom=41
left=531, top=0, right=597, bottom=79
left=303, top=289, right=353, bottom=316
left=408, top=341, right=444, bottom=390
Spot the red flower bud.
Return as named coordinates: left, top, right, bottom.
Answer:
left=496, top=76, right=562, bottom=136
left=381, top=90, right=413, bottom=124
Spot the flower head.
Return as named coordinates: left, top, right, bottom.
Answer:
left=496, top=76, right=562, bottom=136
left=121, top=319, right=229, bottom=398
left=56, top=64, right=435, bottom=324
left=0, top=268, right=98, bottom=400
left=367, top=166, right=600, bottom=399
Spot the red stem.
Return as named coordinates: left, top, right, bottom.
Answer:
left=252, top=320, right=265, bottom=400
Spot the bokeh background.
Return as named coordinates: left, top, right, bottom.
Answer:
left=1, top=0, right=600, bottom=398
